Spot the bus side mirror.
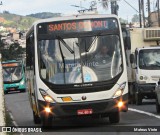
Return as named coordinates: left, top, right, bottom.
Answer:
left=158, top=80, right=160, bottom=85
left=130, top=54, right=135, bottom=64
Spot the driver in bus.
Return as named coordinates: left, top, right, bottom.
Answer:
left=94, top=45, right=112, bottom=80
left=95, top=45, right=111, bottom=62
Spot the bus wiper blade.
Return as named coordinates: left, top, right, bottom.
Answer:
left=58, top=40, right=66, bottom=84
left=86, top=36, right=98, bottom=52
left=57, top=36, right=74, bottom=54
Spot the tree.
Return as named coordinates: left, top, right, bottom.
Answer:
left=132, top=14, right=139, bottom=23
left=0, top=41, right=25, bottom=61
left=119, top=18, right=128, bottom=24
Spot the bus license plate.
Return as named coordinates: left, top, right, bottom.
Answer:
left=77, top=109, right=93, bottom=115
left=10, top=88, right=15, bottom=90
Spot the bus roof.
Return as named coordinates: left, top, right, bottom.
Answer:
left=26, top=14, right=119, bottom=37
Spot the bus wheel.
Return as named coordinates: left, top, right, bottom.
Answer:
left=33, top=111, right=41, bottom=124
left=128, top=84, right=136, bottom=104
left=42, top=116, right=53, bottom=127
left=156, top=97, right=160, bottom=113
left=4, top=91, right=8, bottom=94
left=109, top=110, right=120, bottom=124
left=135, top=93, right=142, bottom=105
left=20, top=89, right=26, bottom=93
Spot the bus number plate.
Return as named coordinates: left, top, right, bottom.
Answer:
left=77, top=109, right=93, bottom=115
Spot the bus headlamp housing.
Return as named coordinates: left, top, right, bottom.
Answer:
left=39, top=89, right=55, bottom=103
left=113, top=82, right=126, bottom=98
left=20, top=80, right=25, bottom=85
left=139, top=75, right=148, bottom=80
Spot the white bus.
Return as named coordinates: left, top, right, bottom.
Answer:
left=26, top=14, right=128, bottom=127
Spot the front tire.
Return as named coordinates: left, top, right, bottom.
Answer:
left=4, top=91, right=8, bottom=94
left=128, top=84, right=136, bottom=104
left=156, top=97, right=160, bottom=113
left=109, top=110, right=120, bottom=124
left=135, top=92, right=142, bottom=105
left=20, top=89, right=26, bottom=93
left=42, top=116, right=53, bottom=127
left=33, top=111, right=41, bottom=124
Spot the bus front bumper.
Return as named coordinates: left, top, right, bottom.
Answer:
left=4, top=83, right=26, bottom=93
left=136, top=83, right=156, bottom=97
left=38, top=94, right=128, bottom=118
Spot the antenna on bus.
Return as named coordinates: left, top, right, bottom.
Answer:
left=71, top=0, right=97, bottom=14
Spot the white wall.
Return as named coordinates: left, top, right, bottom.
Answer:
left=0, top=54, right=6, bottom=134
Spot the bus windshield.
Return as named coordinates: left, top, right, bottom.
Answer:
left=3, top=63, right=23, bottom=83
left=139, top=49, right=160, bottom=70
left=38, top=35, right=122, bottom=84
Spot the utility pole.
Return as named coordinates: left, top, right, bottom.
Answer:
left=139, top=0, right=142, bottom=28
left=141, top=0, right=146, bottom=27
left=147, top=0, right=151, bottom=26
left=158, top=0, right=160, bottom=27
left=0, top=1, right=2, bottom=13
left=111, top=1, right=118, bottom=15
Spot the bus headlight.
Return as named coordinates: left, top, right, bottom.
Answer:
left=20, top=80, right=25, bottom=85
left=39, top=89, right=55, bottom=103
left=139, top=75, right=148, bottom=80
left=113, top=82, right=126, bottom=98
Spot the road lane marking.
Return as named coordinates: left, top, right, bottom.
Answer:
left=8, top=110, right=23, bottom=135
left=8, top=111, right=18, bottom=127
left=129, top=108, right=160, bottom=119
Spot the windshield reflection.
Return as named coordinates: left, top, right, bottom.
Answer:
left=3, top=65, right=22, bottom=82
left=38, top=35, right=122, bottom=84
left=139, top=49, right=160, bottom=70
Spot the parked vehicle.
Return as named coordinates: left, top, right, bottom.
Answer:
left=123, top=27, right=160, bottom=105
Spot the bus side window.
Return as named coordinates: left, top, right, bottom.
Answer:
left=26, top=39, right=32, bottom=68
left=26, top=33, right=35, bottom=73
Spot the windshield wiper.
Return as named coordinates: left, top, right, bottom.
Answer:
left=58, top=40, right=66, bottom=84
left=86, top=36, right=98, bottom=52
left=57, top=36, right=74, bottom=54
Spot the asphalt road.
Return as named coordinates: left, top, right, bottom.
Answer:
left=4, top=91, right=160, bottom=135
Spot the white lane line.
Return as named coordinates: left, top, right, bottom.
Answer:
left=8, top=111, right=23, bottom=135
left=8, top=111, right=18, bottom=127
left=129, top=108, right=160, bottom=119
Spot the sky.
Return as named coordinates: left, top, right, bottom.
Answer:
left=0, top=0, right=159, bottom=22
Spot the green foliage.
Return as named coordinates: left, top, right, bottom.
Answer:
left=27, top=12, right=61, bottom=19
left=0, top=37, right=25, bottom=61
left=119, top=18, right=128, bottom=24
left=0, top=12, right=61, bottom=30
left=132, top=14, right=139, bottom=23
left=0, top=13, right=38, bottom=30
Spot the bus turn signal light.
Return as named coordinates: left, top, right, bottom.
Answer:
left=62, top=97, right=72, bottom=102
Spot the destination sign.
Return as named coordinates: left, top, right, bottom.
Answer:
left=38, top=18, right=118, bottom=35
left=2, top=63, right=19, bottom=67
